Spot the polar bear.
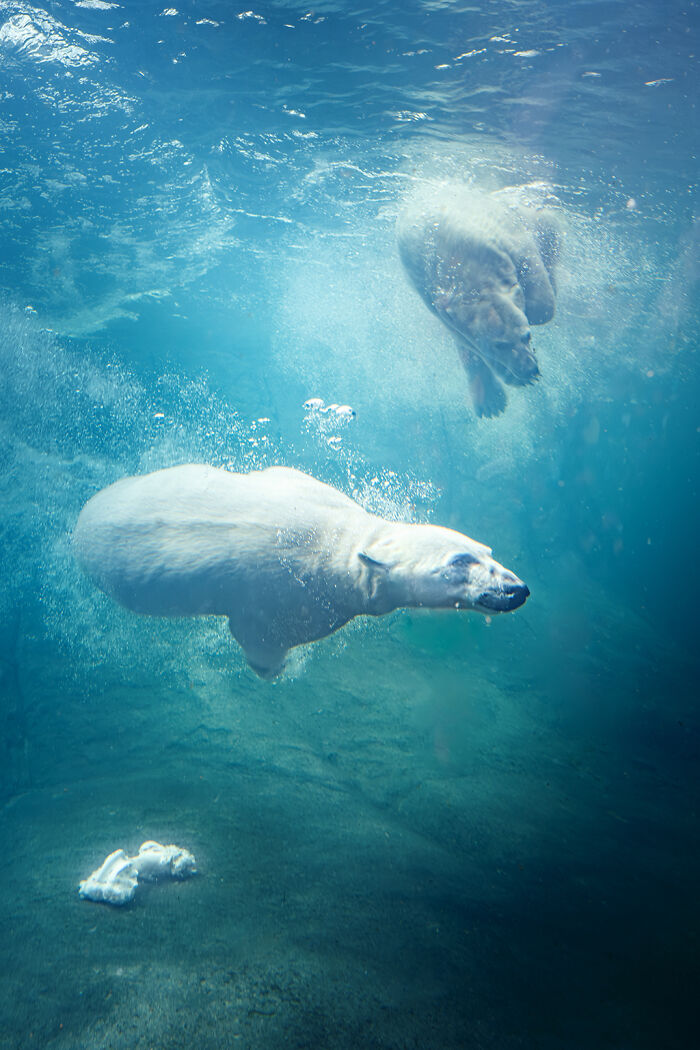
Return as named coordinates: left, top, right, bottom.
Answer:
left=73, top=465, right=529, bottom=678
left=397, top=186, right=559, bottom=418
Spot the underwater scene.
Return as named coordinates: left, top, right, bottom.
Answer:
left=0, top=1, right=698, bottom=1047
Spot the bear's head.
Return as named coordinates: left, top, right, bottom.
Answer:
left=459, top=290, right=540, bottom=387
left=359, top=523, right=529, bottom=616
left=435, top=242, right=540, bottom=387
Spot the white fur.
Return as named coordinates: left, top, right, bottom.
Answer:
left=397, top=186, right=559, bottom=417
left=73, top=465, right=527, bottom=677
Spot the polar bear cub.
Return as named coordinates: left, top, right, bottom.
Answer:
left=73, top=465, right=529, bottom=677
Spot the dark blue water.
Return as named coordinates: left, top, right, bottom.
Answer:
left=0, top=2, right=698, bottom=1048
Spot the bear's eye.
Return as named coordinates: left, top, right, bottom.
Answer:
left=447, top=552, right=479, bottom=568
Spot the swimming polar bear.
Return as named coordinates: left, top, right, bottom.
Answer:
left=73, top=464, right=529, bottom=678
left=397, top=186, right=559, bottom=418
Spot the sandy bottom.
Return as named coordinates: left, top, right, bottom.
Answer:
left=0, top=612, right=697, bottom=1049
left=0, top=748, right=696, bottom=1050
left=1, top=765, right=507, bottom=1050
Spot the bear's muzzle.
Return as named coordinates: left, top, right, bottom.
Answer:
left=478, top=581, right=530, bottom=612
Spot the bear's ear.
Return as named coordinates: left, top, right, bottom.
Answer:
left=358, top=551, right=391, bottom=572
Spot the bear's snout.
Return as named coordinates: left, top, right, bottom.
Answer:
left=493, top=340, right=540, bottom=387
left=478, top=580, right=530, bottom=612
left=512, top=349, right=540, bottom=385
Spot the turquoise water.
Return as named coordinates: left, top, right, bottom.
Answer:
left=0, top=1, right=698, bottom=1047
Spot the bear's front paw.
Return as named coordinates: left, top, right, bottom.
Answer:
left=469, top=369, right=507, bottom=418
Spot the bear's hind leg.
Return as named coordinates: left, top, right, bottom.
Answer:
left=456, top=340, right=507, bottom=418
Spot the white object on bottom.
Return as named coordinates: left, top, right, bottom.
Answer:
left=78, top=841, right=197, bottom=906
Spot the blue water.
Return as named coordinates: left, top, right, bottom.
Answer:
left=1, top=1, right=698, bottom=1047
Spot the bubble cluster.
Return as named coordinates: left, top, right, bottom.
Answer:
left=302, top=396, right=356, bottom=450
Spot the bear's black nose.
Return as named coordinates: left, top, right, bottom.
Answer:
left=479, top=583, right=530, bottom=612
left=506, top=583, right=530, bottom=610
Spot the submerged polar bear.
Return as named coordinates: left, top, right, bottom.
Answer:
left=397, top=186, right=559, bottom=418
left=73, top=465, right=529, bottom=678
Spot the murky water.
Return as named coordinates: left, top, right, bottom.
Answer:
left=0, top=2, right=698, bottom=1047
